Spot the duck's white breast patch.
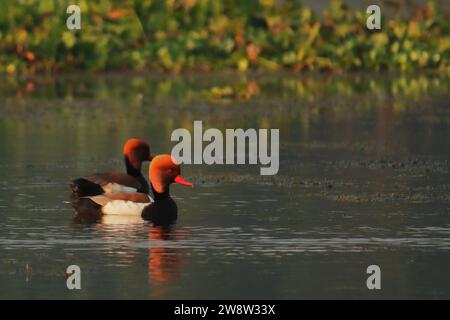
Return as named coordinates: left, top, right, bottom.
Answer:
left=102, top=183, right=137, bottom=194
left=102, top=199, right=151, bottom=216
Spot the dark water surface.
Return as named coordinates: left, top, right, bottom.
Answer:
left=0, top=73, right=449, bottom=299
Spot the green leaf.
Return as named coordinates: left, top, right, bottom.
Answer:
left=62, top=31, right=76, bottom=49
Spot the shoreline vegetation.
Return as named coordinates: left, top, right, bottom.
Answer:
left=0, top=0, right=449, bottom=75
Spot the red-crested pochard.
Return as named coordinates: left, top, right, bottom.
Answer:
left=72, top=154, right=193, bottom=226
left=70, top=139, right=153, bottom=197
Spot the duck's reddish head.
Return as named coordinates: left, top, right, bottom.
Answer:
left=149, top=155, right=193, bottom=194
left=123, top=139, right=152, bottom=169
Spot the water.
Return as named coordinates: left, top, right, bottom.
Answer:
left=0, top=73, right=449, bottom=299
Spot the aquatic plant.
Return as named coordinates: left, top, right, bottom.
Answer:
left=0, top=0, right=448, bottom=74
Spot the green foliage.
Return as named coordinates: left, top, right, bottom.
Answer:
left=0, top=0, right=448, bottom=74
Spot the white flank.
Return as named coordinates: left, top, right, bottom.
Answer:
left=102, top=199, right=152, bottom=216
left=102, top=183, right=137, bottom=194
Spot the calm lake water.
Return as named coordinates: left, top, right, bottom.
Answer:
left=0, top=73, right=449, bottom=299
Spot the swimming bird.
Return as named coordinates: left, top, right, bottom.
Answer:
left=70, top=139, right=153, bottom=197
left=71, top=154, right=193, bottom=226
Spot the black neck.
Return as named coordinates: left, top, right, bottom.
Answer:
left=124, top=156, right=141, bottom=177
left=151, top=184, right=170, bottom=201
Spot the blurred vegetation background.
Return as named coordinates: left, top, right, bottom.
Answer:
left=0, top=0, right=449, bottom=74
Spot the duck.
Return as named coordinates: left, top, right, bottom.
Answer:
left=71, top=154, right=193, bottom=226
left=70, top=139, right=153, bottom=197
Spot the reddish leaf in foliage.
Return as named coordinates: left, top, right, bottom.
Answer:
left=16, top=44, right=24, bottom=55
left=108, top=9, right=127, bottom=20
left=25, top=81, right=35, bottom=93
left=246, top=81, right=260, bottom=96
left=25, top=52, right=35, bottom=62
left=247, top=43, right=260, bottom=62
left=234, top=31, right=245, bottom=47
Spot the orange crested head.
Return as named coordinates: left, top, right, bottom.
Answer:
left=149, top=155, right=193, bottom=193
left=123, top=139, right=152, bottom=159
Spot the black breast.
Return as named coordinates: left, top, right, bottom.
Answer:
left=142, top=197, right=178, bottom=226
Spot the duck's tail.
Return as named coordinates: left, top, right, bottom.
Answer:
left=69, top=178, right=104, bottom=197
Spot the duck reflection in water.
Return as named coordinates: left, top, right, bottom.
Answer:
left=70, top=210, right=184, bottom=298
left=147, top=225, right=184, bottom=298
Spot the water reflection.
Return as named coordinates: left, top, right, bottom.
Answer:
left=147, top=226, right=182, bottom=298
left=1, top=74, right=447, bottom=103
left=70, top=207, right=184, bottom=298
